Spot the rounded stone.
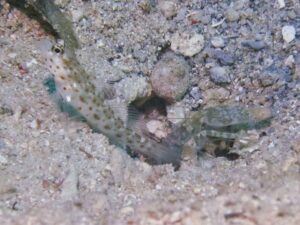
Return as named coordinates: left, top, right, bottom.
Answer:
left=170, top=32, right=205, bottom=57
left=282, top=25, right=296, bottom=43
left=209, top=67, right=231, bottom=85
left=211, top=36, right=225, bottom=48
left=225, top=8, right=240, bottom=22
left=150, top=52, right=190, bottom=103
left=158, top=0, right=178, bottom=19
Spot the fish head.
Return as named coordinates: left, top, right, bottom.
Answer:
left=37, top=39, right=74, bottom=84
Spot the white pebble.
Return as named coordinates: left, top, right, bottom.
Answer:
left=278, top=0, right=285, bottom=9
left=30, top=119, right=40, bottom=129
left=282, top=25, right=296, bottom=43
left=71, top=8, right=84, bottom=22
left=211, top=36, right=225, bottom=48
left=146, top=120, right=167, bottom=139
left=158, top=0, right=177, bottom=19
left=170, top=32, right=205, bottom=57
left=167, top=103, right=186, bottom=124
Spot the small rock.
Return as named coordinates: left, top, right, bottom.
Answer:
left=169, top=211, right=183, bottom=223
left=30, top=119, right=41, bottom=129
left=259, top=68, right=281, bottom=87
left=55, top=0, right=70, bottom=7
left=206, top=49, right=235, bottom=66
left=138, top=0, right=152, bottom=13
left=115, top=76, right=152, bottom=104
left=225, top=8, right=240, bottom=22
left=120, top=206, right=134, bottom=216
left=158, top=0, right=177, bottom=19
left=282, top=25, right=296, bottom=43
left=211, top=37, right=225, bottom=48
left=189, top=86, right=202, bottom=100
left=150, top=52, right=190, bottom=103
left=287, top=10, right=297, bottom=20
left=209, top=67, right=231, bottom=85
left=71, top=8, right=84, bottom=22
left=203, top=88, right=230, bottom=102
left=170, top=32, right=205, bottom=57
left=215, top=51, right=235, bottom=66
left=278, top=0, right=285, bottom=9
left=241, top=40, right=267, bottom=51
left=146, top=120, right=168, bottom=139
left=167, top=102, right=186, bottom=124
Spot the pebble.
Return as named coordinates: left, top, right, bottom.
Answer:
left=146, top=120, right=168, bottom=139
left=186, top=86, right=203, bottom=109
left=282, top=25, right=296, bottom=43
left=287, top=10, right=297, bottom=20
left=215, top=51, right=235, bottom=66
left=209, top=67, right=231, bottom=85
left=211, top=37, right=225, bottom=48
left=150, top=52, right=190, bottom=103
left=225, top=8, right=240, bottom=22
left=138, top=0, right=151, bottom=13
left=71, top=8, right=84, bottom=22
left=203, top=88, right=230, bottom=102
left=55, top=0, right=70, bottom=7
left=115, top=76, right=152, bottom=104
left=278, top=0, right=285, bottom=9
left=206, top=49, right=235, bottom=66
left=170, top=32, right=205, bottom=57
left=189, top=86, right=202, bottom=100
left=120, top=206, right=134, bottom=216
left=259, top=69, right=280, bottom=87
left=30, top=119, right=40, bottom=129
left=241, top=40, right=266, bottom=51
left=167, top=102, right=186, bottom=124
left=158, top=0, right=178, bottom=19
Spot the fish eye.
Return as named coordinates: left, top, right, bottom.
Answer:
left=52, top=45, right=64, bottom=54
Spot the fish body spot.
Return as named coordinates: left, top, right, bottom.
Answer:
left=104, top=124, right=111, bottom=130
left=79, top=95, right=86, bottom=103
left=93, top=114, right=100, bottom=120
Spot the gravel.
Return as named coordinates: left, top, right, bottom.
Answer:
left=0, top=0, right=300, bottom=224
